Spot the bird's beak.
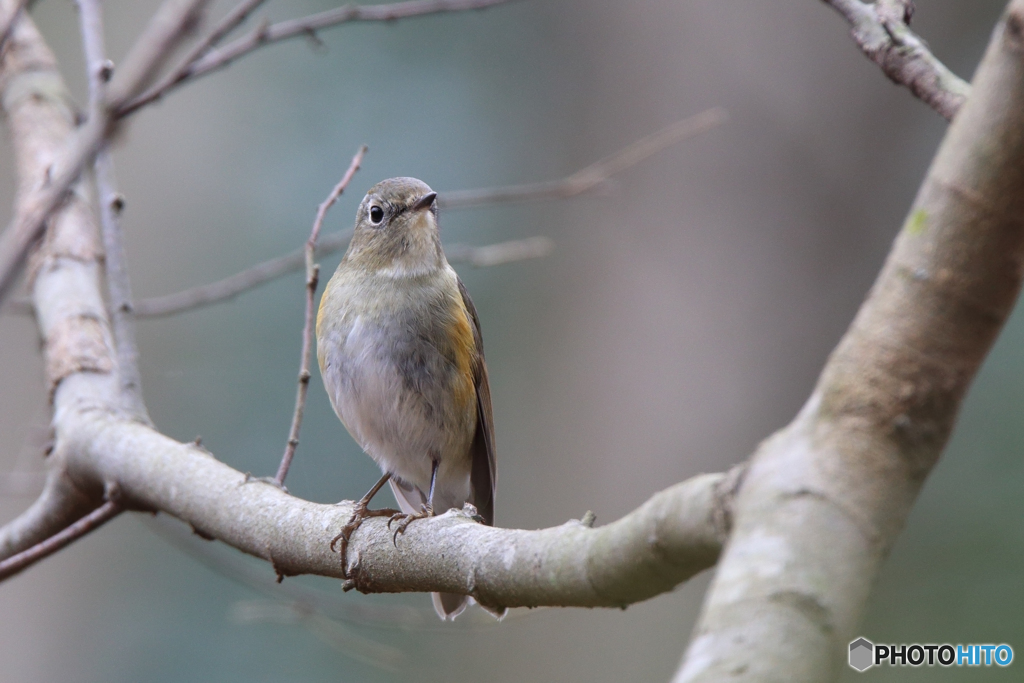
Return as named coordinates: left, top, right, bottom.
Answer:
left=411, top=192, right=437, bottom=212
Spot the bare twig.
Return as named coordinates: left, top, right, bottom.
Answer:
left=0, top=499, right=122, bottom=581
left=95, top=151, right=149, bottom=419
left=134, top=240, right=328, bottom=317
left=0, top=0, right=210, bottom=308
left=274, top=145, right=367, bottom=486
left=823, top=0, right=970, bottom=120
left=108, top=111, right=723, bottom=318
left=120, top=0, right=518, bottom=116
left=122, top=234, right=549, bottom=318
left=440, top=107, right=727, bottom=208
left=119, top=0, right=265, bottom=116
left=77, top=0, right=150, bottom=421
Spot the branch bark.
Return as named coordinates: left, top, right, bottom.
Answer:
left=37, top=406, right=741, bottom=608
left=92, top=110, right=722, bottom=319
left=120, top=0, right=519, bottom=116
left=0, top=5, right=734, bottom=611
left=0, top=0, right=210, bottom=308
left=676, top=2, right=1024, bottom=680
left=823, top=0, right=970, bottom=120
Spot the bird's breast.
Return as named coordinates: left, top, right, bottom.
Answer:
left=316, top=266, right=478, bottom=481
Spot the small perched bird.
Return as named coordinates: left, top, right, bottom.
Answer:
left=316, top=177, right=496, bottom=620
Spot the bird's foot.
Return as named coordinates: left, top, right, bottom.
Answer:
left=330, top=501, right=399, bottom=577
left=387, top=504, right=433, bottom=544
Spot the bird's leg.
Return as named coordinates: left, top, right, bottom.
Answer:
left=330, top=472, right=399, bottom=577
left=388, top=459, right=438, bottom=543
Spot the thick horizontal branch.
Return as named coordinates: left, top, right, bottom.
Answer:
left=823, top=0, right=970, bottom=120
left=37, top=404, right=740, bottom=608
left=121, top=0, right=518, bottom=115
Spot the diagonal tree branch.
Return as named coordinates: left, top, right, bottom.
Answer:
left=440, top=108, right=726, bottom=208
left=0, top=1, right=736, bottom=614
left=274, top=145, right=367, bottom=487
left=676, top=2, right=1024, bottom=680
left=120, top=0, right=519, bottom=116
left=823, top=0, right=970, bottom=120
left=0, top=0, right=211, bottom=308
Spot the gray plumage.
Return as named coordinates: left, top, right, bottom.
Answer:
left=317, top=178, right=496, bottom=620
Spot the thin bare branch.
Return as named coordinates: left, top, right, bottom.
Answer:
left=823, top=0, right=970, bottom=120
left=0, top=465, right=98, bottom=559
left=440, top=108, right=727, bottom=208
left=77, top=0, right=150, bottom=421
left=274, top=145, right=367, bottom=487
left=118, top=0, right=265, bottom=116
left=111, top=112, right=723, bottom=318
left=94, top=151, right=149, bottom=419
left=122, top=234, right=550, bottom=318
left=134, top=240, right=324, bottom=317
left=0, top=0, right=210, bottom=308
left=0, top=499, right=122, bottom=581
left=103, top=0, right=210, bottom=109
left=120, top=0, right=518, bottom=116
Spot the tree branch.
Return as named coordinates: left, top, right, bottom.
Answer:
left=103, top=110, right=723, bottom=319
left=440, top=107, right=727, bottom=208
left=119, top=0, right=519, bottom=116
left=676, top=2, right=1024, bottom=680
left=0, top=466, right=98, bottom=559
left=823, top=0, right=970, bottom=120
left=0, top=0, right=210, bottom=308
left=31, top=406, right=741, bottom=607
left=274, top=145, right=367, bottom=486
left=120, top=235, right=549, bottom=318
left=77, top=0, right=151, bottom=422
left=0, top=498, right=122, bottom=580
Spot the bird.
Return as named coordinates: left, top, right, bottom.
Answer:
left=316, top=177, right=496, bottom=620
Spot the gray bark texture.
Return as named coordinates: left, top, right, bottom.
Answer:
left=677, top=2, right=1024, bottom=680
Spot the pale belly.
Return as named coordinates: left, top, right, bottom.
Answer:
left=320, top=311, right=476, bottom=509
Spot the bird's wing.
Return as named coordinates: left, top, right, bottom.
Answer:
left=457, top=276, right=496, bottom=527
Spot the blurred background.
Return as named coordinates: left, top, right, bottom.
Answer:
left=0, top=0, right=1020, bottom=681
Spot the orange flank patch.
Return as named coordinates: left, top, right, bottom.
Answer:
left=447, top=296, right=477, bottom=412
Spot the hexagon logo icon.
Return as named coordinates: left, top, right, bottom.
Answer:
left=849, top=638, right=874, bottom=671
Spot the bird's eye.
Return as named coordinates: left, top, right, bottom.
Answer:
left=369, top=205, right=385, bottom=225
